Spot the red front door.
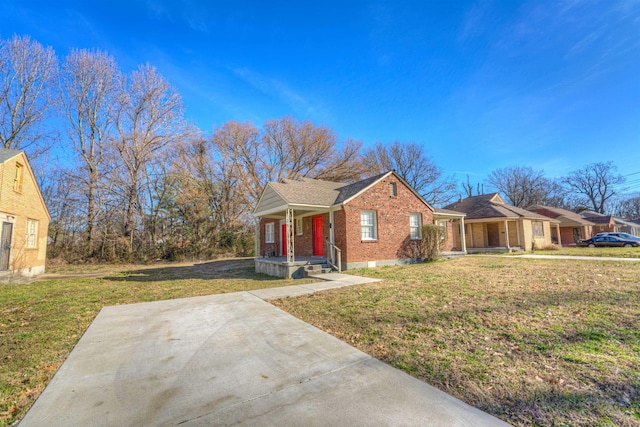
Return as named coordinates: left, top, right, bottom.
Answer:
left=313, top=216, right=323, bottom=256
left=281, top=223, right=287, bottom=256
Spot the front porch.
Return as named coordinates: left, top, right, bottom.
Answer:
left=255, top=256, right=329, bottom=279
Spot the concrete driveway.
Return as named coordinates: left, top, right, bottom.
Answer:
left=20, top=280, right=509, bottom=426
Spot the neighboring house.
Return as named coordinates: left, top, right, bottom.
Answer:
left=579, top=211, right=618, bottom=234
left=0, top=149, right=50, bottom=278
left=444, top=193, right=559, bottom=252
left=614, top=218, right=640, bottom=236
left=526, top=205, right=594, bottom=246
left=253, top=171, right=466, bottom=277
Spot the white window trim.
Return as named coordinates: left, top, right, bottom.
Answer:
left=265, top=223, right=275, bottom=243
left=438, top=220, right=447, bottom=240
left=296, top=218, right=303, bottom=236
left=361, top=210, right=378, bottom=241
left=26, top=219, right=38, bottom=248
left=410, top=213, right=422, bottom=240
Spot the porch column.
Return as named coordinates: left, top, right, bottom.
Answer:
left=254, top=220, right=260, bottom=257
left=556, top=224, right=562, bottom=246
left=286, top=208, right=294, bottom=264
left=504, top=220, right=511, bottom=249
left=516, top=221, right=521, bottom=248
left=460, top=217, right=467, bottom=252
left=329, top=210, right=335, bottom=245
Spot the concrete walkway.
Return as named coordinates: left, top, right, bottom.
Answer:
left=20, top=274, right=510, bottom=426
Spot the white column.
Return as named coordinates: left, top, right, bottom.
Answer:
left=504, top=220, right=510, bottom=249
left=329, top=210, right=335, bottom=245
left=556, top=224, right=562, bottom=246
left=460, top=217, right=467, bottom=253
left=286, top=208, right=294, bottom=264
left=516, top=221, right=522, bottom=248
left=254, top=219, right=260, bottom=257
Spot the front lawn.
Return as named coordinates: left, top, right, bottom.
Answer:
left=530, top=246, right=640, bottom=258
left=274, top=257, right=640, bottom=427
left=0, top=259, right=310, bottom=426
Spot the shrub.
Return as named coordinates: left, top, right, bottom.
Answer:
left=421, top=224, right=446, bottom=261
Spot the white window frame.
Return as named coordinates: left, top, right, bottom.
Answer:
left=410, top=213, right=422, bottom=240
left=439, top=220, right=447, bottom=240
left=296, top=218, right=303, bottom=236
left=26, top=219, right=38, bottom=248
left=361, top=210, right=377, bottom=240
left=265, top=223, right=275, bottom=243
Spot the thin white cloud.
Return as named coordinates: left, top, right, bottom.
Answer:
left=232, top=67, right=328, bottom=120
left=144, top=0, right=210, bottom=32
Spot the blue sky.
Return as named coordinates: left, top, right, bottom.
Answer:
left=2, top=0, right=639, bottom=191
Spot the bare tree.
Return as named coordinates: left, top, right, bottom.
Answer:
left=487, top=166, right=553, bottom=207
left=363, top=141, right=457, bottom=206
left=562, top=161, right=624, bottom=213
left=209, top=121, right=260, bottom=226
left=616, top=196, right=640, bottom=219
left=60, top=49, right=121, bottom=256
left=220, top=116, right=365, bottom=205
left=461, top=175, right=474, bottom=198
left=0, top=35, right=58, bottom=157
left=111, top=64, right=187, bottom=253
left=260, top=116, right=365, bottom=184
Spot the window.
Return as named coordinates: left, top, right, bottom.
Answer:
left=14, top=163, right=23, bottom=192
left=439, top=220, right=447, bottom=240
left=532, top=221, right=544, bottom=237
left=296, top=218, right=303, bottom=236
left=26, top=219, right=38, bottom=248
left=361, top=210, right=377, bottom=240
left=389, top=182, right=397, bottom=197
left=265, top=223, right=275, bottom=243
left=410, top=213, right=422, bottom=239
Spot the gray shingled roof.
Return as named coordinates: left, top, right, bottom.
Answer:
left=0, top=148, right=23, bottom=163
left=269, top=177, right=344, bottom=206
left=266, top=172, right=392, bottom=207
left=444, top=193, right=556, bottom=221
left=333, top=172, right=389, bottom=204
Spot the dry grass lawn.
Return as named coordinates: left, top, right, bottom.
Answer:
left=274, top=256, right=640, bottom=426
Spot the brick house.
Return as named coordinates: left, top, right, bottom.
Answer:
left=526, top=205, right=595, bottom=246
left=253, top=171, right=466, bottom=277
left=0, top=149, right=50, bottom=278
left=444, top=193, right=559, bottom=252
left=580, top=211, right=640, bottom=236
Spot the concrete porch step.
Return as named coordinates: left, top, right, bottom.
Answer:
left=303, top=263, right=334, bottom=277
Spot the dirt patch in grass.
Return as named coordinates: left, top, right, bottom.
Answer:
left=0, top=258, right=310, bottom=426
left=274, top=257, right=640, bottom=426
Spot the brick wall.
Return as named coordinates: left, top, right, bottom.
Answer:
left=0, top=153, right=49, bottom=276
left=340, top=175, right=433, bottom=263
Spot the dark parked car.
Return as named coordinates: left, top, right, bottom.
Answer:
left=579, top=235, right=640, bottom=248
left=595, top=232, right=640, bottom=241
